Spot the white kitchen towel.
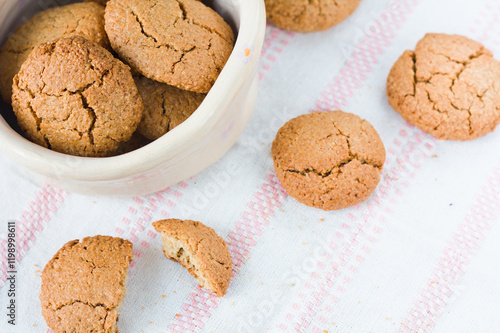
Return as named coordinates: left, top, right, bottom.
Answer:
left=1, top=0, right=500, bottom=332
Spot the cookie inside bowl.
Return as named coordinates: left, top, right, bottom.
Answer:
left=0, top=0, right=239, bottom=157
left=0, top=0, right=265, bottom=195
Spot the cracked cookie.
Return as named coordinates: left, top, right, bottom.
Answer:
left=12, top=36, right=143, bottom=157
left=104, top=0, right=235, bottom=93
left=265, top=0, right=362, bottom=33
left=387, top=33, right=500, bottom=141
left=0, top=2, right=110, bottom=103
left=272, top=111, right=386, bottom=211
left=135, top=75, right=206, bottom=140
left=153, top=219, right=232, bottom=297
left=40, top=236, right=133, bottom=333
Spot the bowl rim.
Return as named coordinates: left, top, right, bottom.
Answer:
left=0, top=0, right=266, bottom=182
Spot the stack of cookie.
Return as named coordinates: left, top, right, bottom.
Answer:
left=0, top=0, right=234, bottom=157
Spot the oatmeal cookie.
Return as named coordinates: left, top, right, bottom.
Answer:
left=153, top=219, right=232, bottom=297
left=265, top=0, right=362, bottom=33
left=40, top=236, right=133, bottom=333
left=12, top=36, right=143, bottom=157
left=0, top=2, right=110, bottom=103
left=387, top=33, right=500, bottom=140
left=272, top=111, right=386, bottom=211
left=104, top=0, right=234, bottom=93
left=135, top=75, right=205, bottom=140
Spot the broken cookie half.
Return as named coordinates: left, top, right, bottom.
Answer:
left=40, top=236, right=133, bottom=333
left=153, top=219, right=233, bottom=297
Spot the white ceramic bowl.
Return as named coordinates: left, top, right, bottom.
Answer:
left=0, top=0, right=266, bottom=196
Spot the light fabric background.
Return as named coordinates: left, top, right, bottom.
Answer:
left=1, top=0, right=500, bottom=332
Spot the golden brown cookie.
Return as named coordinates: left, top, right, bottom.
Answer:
left=272, top=111, right=385, bottom=211
left=12, top=36, right=143, bottom=157
left=152, top=219, right=232, bottom=297
left=135, top=76, right=205, bottom=140
left=40, top=236, right=133, bottom=333
left=387, top=33, right=500, bottom=141
left=104, top=0, right=234, bottom=93
left=265, top=0, right=362, bottom=33
left=0, top=2, right=110, bottom=103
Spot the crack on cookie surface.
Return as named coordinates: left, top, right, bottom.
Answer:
left=284, top=158, right=374, bottom=179
left=80, top=91, right=97, bottom=146
left=175, top=0, right=188, bottom=20
left=418, top=55, right=484, bottom=135
left=50, top=301, right=117, bottom=332
left=171, top=46, right=197, bottom=74
left=174, top=0, right=233, bottom=43
left=123, top=1, right=220, bottom=53
left=280, top=118, right=383, bottom=179
left=130, top=9, right=158, bottom=43
left=160, top=92, right=172, bottom=132
left=55, top=299, right=108, bottom=312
